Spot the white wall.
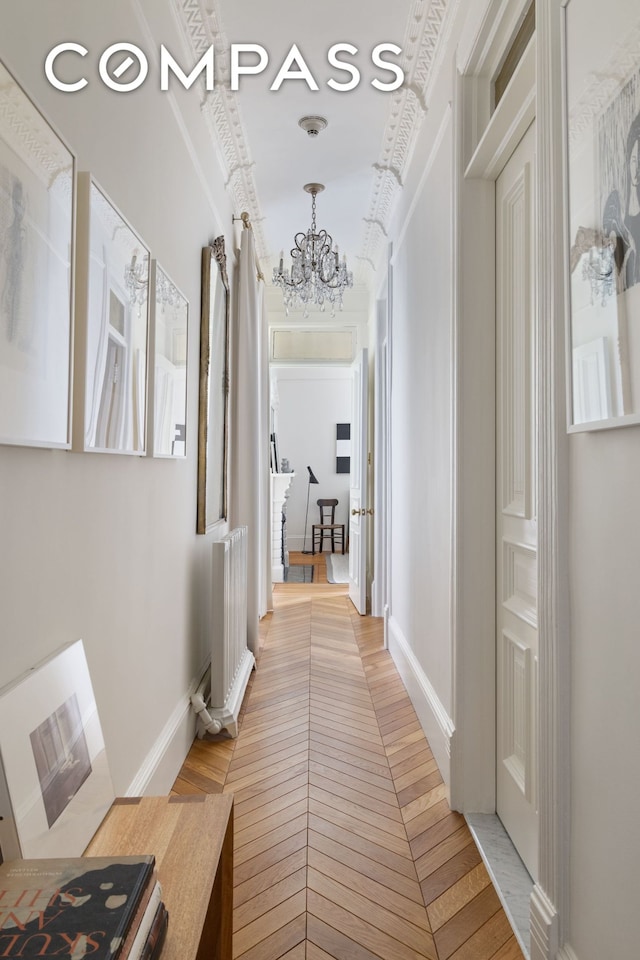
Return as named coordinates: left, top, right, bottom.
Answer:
left=378, top=1, right=640, bottom=957
left=0, top=1, right=235, bottom=795
left=394, top=111, right=453, bottom=694
left=385, top=86, right=455, bottom=778
left=568, top=433, right=640, bottom=960
left=554, top=4, right=640, bottom=956
left=271, top=366, right=351, bottom=550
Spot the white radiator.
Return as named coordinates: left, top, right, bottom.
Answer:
left=191, top=526, right=255, bottom=738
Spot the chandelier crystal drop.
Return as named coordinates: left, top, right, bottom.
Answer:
left=273, top=183, right=353, bottom=318
left=124, top=254, right=148, bottom=311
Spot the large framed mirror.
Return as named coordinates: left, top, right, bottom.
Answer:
left=197, top=237, right=230, bottom=533
left=564, top=0, right=640, bottom=430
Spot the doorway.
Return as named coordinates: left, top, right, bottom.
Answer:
left=269, top=364, right=353, bottom=582
left=452, top=8, right=542, bottom=950
left=495, top=121, right=539, bottom=880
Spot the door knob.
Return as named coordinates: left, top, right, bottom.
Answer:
left=351, top=508, right=366, bottom=516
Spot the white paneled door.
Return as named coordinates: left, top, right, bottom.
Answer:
left=349, top=348, right=368, bottom=615
left=496, top=122, right=539, bottom=880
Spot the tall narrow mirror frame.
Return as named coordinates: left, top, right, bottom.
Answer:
left=197, top=237, right=230, bottom=534
left=564, top=0, right=640, bottom=430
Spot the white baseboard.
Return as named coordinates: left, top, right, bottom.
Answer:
left=125, top=674, right=201, bottom=797
left=387, top=615, right=455, bottom=789
left=287, top=535, right=307, bottom=550
left=530, top=885, right=560, bottom=960
left=556, top=945, right=579, bottom=960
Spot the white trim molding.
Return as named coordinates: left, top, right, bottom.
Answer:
left=556, top=944, right=580, bottom=960
left=533, top=1, right=572, bottom=956
left=464, top=35, right=535, bottom=180
left=530, top=885, right=560, bottom=960
left=125, top=673, right=201, bottom=796
left=387, top=615, right=455, bottom=788
left=529, top=886, right=578, bottom=960
left=449, top=67, right=497, bottom=815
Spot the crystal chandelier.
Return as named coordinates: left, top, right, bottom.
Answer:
left=273, top=183, right=353, bottom=317
left=124, top=254, right=148, bottom=310
left=570, top=226, right=617, bottom=307
left=156, top=268, right=182, bottom=309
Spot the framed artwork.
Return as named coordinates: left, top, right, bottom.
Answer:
left=336, top=422, right=351, bottom=473
left=0, top=60, right=75, bottom=448
left=270, top=432, right=280, bottom=473
left=197, top=238, right=230, bottom=534
left=0, top=639, right=115, bottom=860
left=564, top=0, right=640, bottom=430
left=148, top=261, right=189, bottom=458
left=73, top=173, right=150, bottom=453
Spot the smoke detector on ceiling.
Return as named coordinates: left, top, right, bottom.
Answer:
left=298, top=115, right=328, bottom=137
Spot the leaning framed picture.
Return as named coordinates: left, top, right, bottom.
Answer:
left=0, top=59, right=75, bottom=448
left=564, top=0, right=640, bottom=430
left=73, top=173, right=150, bottom=453
left=148, top=261, right=189, bottom=458
left=0, top=639, right=115, bottom=860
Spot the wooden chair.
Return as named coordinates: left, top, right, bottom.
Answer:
left=312, top=499, right=345, bottom=555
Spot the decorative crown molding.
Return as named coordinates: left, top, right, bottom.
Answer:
left=171, top=0, right=268, bottom=262
left=172, top=0, right=452, bottom=282
left=402, top=0, right=450, bottom=103
left=360, top=0, right=452, bottom=271
left=568, top=22, right=640, bottom=143
left=172, top=0, right=220, bottom=59
left=0, top=72, right=72, bottom=195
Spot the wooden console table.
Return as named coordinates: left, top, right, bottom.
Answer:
left=85, top=794, right=233, bottom=960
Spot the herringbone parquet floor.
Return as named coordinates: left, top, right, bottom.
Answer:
left=172, top=579, right=524, bottom=960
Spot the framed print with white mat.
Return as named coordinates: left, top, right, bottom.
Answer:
left=0, top=639, right=114, bottom=860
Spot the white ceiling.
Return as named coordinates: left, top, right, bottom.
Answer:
left=177, top=0, right=452, bottom=286
left=217, top=0, right=411, bottom=272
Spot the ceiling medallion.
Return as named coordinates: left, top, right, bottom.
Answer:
left=273, top=183, right=353, bottom=317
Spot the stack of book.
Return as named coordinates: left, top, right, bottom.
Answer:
left=0, top=855, right=168, bottom=960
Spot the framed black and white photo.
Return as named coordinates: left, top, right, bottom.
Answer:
left=0, top=640, right=115, bottom=860
left=73, top=173, right=150, bottom=453
left=336, top=422, right=351, bottom=473
left=0, top=60, right=75, bottom=448
left=270, top=432, right=279, bottom=473
left=564, top=0, right=640, bottom=430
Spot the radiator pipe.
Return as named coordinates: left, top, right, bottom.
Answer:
left=190, top=666, right=223, bottom=737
